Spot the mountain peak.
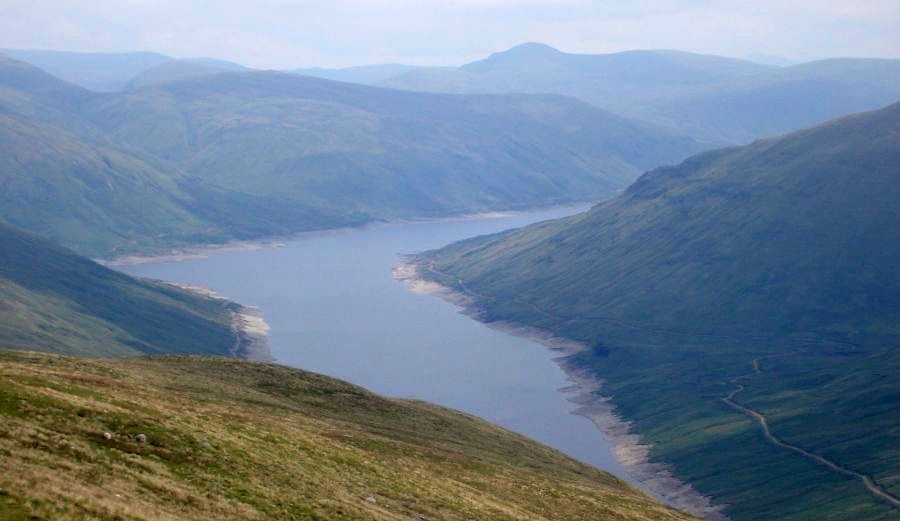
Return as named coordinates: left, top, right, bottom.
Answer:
left=463, top=42, right=562, bottom=72
left=502, top=42, right=562, bottom=56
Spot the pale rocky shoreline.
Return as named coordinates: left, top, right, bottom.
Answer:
left=393, top=259, right=728, bottom=521
left=164, top=282, right=274, bottom=362
left=98, top=203, right=591, bottom=267
left=98, top=239, right=288, bottom=267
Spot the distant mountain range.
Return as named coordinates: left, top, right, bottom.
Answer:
left=0, top=54, right=701, bottom=257
left=291, top=63, right=432, bottom=85
left=7, top=44, right=898, bottom=146
left=744, top=52, right=797, bottom=67
left=0, top=48, right=247, bottom=92
left=375, top=43, right=900, bottom=144
left=415, top=103, right=900, bottom=520
left=125, top=58, right=248, bottom=90
left=288, top=43, right=900, bottom=145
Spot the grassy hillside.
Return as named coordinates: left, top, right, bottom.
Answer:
left=415, top=104, right=900, bottom=520
left=380, top=43, right=900, bottom=144
left=0, top=350, right=697, bottom=521
left=0, top=223, right=246, bottom=358
left=86, top=70, right=701, bottom=220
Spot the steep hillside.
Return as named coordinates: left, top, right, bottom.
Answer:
left=381, top=43, right=900, bottom=144
left=0, top=109, right=208, bottom=256
left=414, top=104, right=900, bottom=520
left=0, top=57, right=206, bottom=255
left=0, top=49, right=172, bottom=91
left=0, top=351, right=697, bottom=520
left=0, top=223, right=253, bottom=358
left=86, top=70, right=701, bottom=219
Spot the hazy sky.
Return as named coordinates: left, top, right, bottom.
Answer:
left=4, top=0, right=899, bottom=68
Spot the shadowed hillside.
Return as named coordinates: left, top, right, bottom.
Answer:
left=0, top=223, right=247, bottom=357
left=0, top=351, right=698, bottom=520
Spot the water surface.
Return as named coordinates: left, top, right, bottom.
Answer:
left=119, top=207, right=644, bottom=489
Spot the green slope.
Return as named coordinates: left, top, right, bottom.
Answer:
left=380, top=43, right=900, bottom=145
left=0, top=351, right=697, bottom=520
left=85, top=70, right=701, bottom=220
left=0, top=223, right=246, bottom=357
left=416, top=103, right=900, bottom=520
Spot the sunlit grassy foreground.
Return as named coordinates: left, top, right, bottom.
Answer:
left=0, top=350, right=695, bottom=520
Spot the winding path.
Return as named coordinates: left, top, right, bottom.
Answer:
left=722, top=357, right=900, bottom=509
left=417, top=260, right=899, bottom=510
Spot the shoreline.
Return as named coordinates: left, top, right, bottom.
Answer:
left=393, top=259, right=727, bottom=521
left=98, top=202, right=594, bottom=267
left=164, top=282, right=274, bottom=362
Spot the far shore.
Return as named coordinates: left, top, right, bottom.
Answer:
left=393, top=259, right=728, bottom=521
left=98, top=202, right=593, bottom=267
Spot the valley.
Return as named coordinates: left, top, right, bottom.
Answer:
left=115, top=208, right=651, bottom=487
left=1, top=21, right=898, bottom=520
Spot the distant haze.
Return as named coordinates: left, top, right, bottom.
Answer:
left=3, top=0, right=899, bottom=68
